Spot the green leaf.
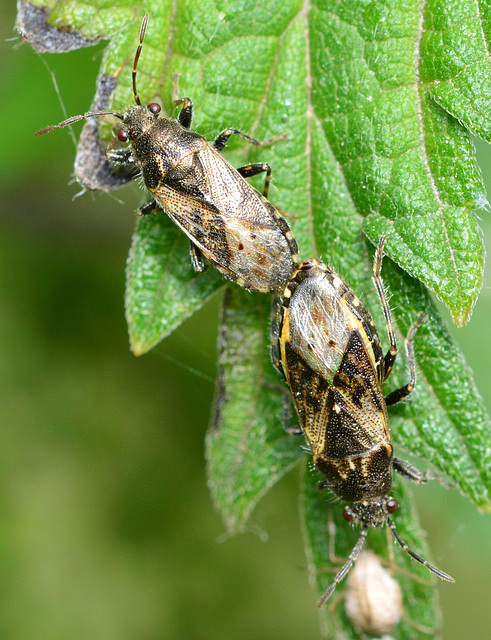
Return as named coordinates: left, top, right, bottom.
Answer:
left=29, top=0, right=487, bottom=326
left=302, top=465, right=441, bottom=640
left=24, top=0, right=491, bottom=633
left=379, top=262, right=491, bottom=513
left=126, top=214, right=223, bottom=355
left=310, top=1, right=486, bottom=326
left=423, top=0, right=491, bottom=142
left=206, top=286, right=303, bottom=533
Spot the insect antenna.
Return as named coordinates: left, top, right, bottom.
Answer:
left=132, top=14, right=149, bottom=106
left=317, top=526, right=369, bottom=608
left=35, top=13, right=151, bottom=137
left=35, top=110, right=124, bottom=136
left=387, top=517, right=454, bottom=582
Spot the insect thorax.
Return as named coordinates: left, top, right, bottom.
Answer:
left=123, top=108, right=205, bottom=175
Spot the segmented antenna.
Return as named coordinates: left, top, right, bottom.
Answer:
left=132, top=14, right=149, bottom=106
left=387, top=518, right=455, bottom=583
left=317, top=526, right=369, bottom=608
left=35, top=110, right=124, bottom=136
left=316, top=516, right=454, bottom=608
left=35, top=14, right=150, bottom=137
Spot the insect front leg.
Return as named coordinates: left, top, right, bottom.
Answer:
left=172, top=74, right=194, bottom=128
left=174, top=97, right=193, bottom=129
left=106, top=147, right=133, bottom=165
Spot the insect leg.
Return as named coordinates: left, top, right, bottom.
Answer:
left=189, top=242, right=207, bottom=273
left=212, top=128, right=260, bottom=152
left=270, top=294, right=284, bottom=374
left=237, top=163, right=272, bottom=198
left=270, top=297, right=302, bottom=434
left=106, top=148, right=133, bottom=164
left=392, top=458, right=432, bottom=484
left=174, top=97, right=193, bottom=129
left=138, top=199, right=159, bottom=216
left=384, top=313, right=425, bottom=406
left=393, top=457, right=452, bottom=490
left=372, top=236, right=398, bottom=380
left=282, top=397, right=302, bottom=435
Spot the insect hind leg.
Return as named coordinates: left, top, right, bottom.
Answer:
left=270, top=294, right=283, bottom=372
left=189, top=242, right=207, bottom=273
left=373, top=236, right=425, bottom=405
left=384, top=312, right=425, bottom=407
left=372, top=236, right=398, bottom=380
left=138, top=198, right=159, bottom=216
left=237, top=163, right=272, bottom=198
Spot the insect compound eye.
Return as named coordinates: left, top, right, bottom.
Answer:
left=343, top=507, right=354, bottom=522
left=118, top=128, right=129, bottom=142
left=148, top=102, right=161, bottom=114
left=386, top=498, right=399, bottom=514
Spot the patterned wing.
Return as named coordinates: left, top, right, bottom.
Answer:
left=150, top=146, right=295, bottom=292
left=287, top=264, right=351, bottom=381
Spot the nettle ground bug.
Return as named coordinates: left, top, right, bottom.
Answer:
left=274, top=237, right=454, bottom=606
left=35, top=15, right=299, bottom=292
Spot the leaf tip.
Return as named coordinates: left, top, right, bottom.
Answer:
left=129, top=334, right=153, bottom=356
left=451, top=305, right=474, bottom=328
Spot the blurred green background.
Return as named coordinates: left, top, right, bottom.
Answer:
left=2, top=5, right=491, bottom=639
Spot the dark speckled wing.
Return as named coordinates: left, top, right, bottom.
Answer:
left=150, top=145, right=296, bottom=292
left=324, top=330, right=389, bottom=458
left=281, top=261, right=390, bottom=458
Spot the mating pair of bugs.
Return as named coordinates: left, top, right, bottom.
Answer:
left=37, top=15, right=454, bottom=606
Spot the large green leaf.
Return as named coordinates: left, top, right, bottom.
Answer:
left=424, top=0, right=491, bottom=142
left=29, top=0, right=488, bottom=326
left=24, top=0, right=491, bottom=634
left=126, top=215, right=223, bottom=355
left=206, top=286, right=303, bottom=533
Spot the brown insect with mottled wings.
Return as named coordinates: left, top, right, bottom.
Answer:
left=36, top=15, right=299, bottom=292
left=274, top=237, right=454, bottom=606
